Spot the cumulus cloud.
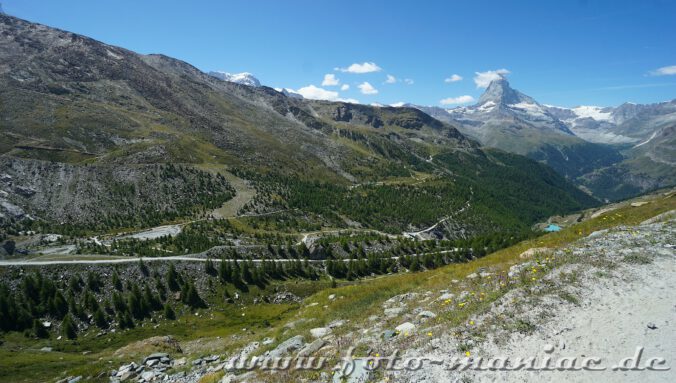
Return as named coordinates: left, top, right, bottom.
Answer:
left=444, top=74, right=463, bottom=83
left=340, top=84, right=350, bottom=91
left=358, top=82, right=378, bottom=95
left=403, top=78, right=414, bottom=85
left=295, top=85, right=340, bottom=100
left=473, top=69, right=510, bottom=88
left=336, top=62, right=382, bottom=74
left=321, top=73, right=340, bottom=86
left=440, top=95, right=475, bottom=105
left=649, top=65, right=676, bottom=76
left=289, top=85, right=359, bottom=103
left=385, top=74, right=397, bottom=84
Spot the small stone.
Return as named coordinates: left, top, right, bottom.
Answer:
left=328, top=294, right=336, bottom=300
left=327, top=319, right=345, bottom=328
left=384, top=307, right=405, bottom=317
left=262, top=337, right=274, bottom=345
left=466, top=273, right=479, bottom=279
left=647, top=322, right=658, bottom=330
left=417, top=310, right=437, bottom=319
left=192, top=358, right=203, bottom=366
left=118, top=371, right=134, bottom=381
left=382, top=330, right=397, bottom=341
left=173, top=357, right=186, bottom=367
left=438, top=293, right=455, bottom=301
left=140, top=370, right=155, bottom=381
left=40, top=347, right=53, bottom=352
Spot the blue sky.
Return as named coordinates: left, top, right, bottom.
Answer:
left=3, top=0, right=676, bottom=107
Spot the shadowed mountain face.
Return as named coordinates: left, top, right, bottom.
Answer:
left=0, top=14, right=597, bottom=233
left=413, top=77, right=675, bottom=201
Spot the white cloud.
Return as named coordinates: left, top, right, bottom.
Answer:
left=404, top=78, right=414, bottom=85
left=358, top=82, right=378, bottom=95
left=385, top=74, right=397, bottom=84
left=390, top=102, right=406, bottom=107
left=340, top=84, right=350, bottom=91
left=295, top=85, right=340, bottom=100
left=336, top=62, right=382, bottom=74
left=321, top=73, right=340, bottom=86
left=287, top=85, right=359, bottom=103
left=649, top=65, right=676, bottom=76
left=473, top=68, right=510, bottom=88
left=444, top=74, right=463, bottom=83
left=440, top=95, right=475, bottom=105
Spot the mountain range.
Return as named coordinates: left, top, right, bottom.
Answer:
left=0, top=13, right=601, bottom=238
left=413, top=77, right=675, bottom=200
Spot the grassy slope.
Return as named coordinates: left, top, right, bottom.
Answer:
left=1, top=190, right=672, bottom=382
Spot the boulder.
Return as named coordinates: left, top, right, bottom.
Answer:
left=14, top=185, right=36, bottom=197
left=395, top=322, right=416, bottom=334
left=298, top=339, right=326, bottom=357
left=140, top=370, right=155, bottom=381
left=519, top=247, right=551, bottom=259
left=267, top=335, right=305, bottom=358
left=310, top=327, right=331, bottom=338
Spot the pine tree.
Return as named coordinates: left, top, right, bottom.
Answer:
left=204, top=258, right=217, bottom=276
left=139, top=258, right=149, bottom=277
left=33, top=319, right=49, bottom=339
left=167, top=263, right=180, bottom=291
left=93, top=307, right=108, bottom=329
left=163, top=304, right=176, bottom=320
left=112, top=270, right=123, bottom=291
left=62, top=314, right=77, bottom=339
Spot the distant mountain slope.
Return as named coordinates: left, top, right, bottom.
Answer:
left=412, top=78, right=675, bottom=200
left=0, top=14, right=596, bottom=235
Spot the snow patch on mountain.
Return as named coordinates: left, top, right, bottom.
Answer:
left=509, top=102, right=547, bottom=117
left=570, top=106, right=612, bottom=122
left=208, top=71, right=261, bottom=87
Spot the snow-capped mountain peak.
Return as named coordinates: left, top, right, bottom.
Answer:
left=478, top=77, right=535, bottom=106
left=208, top=71, right=261, bottom=87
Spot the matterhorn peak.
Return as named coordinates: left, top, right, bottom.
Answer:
left=478, top=76, right=535, bottom=106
